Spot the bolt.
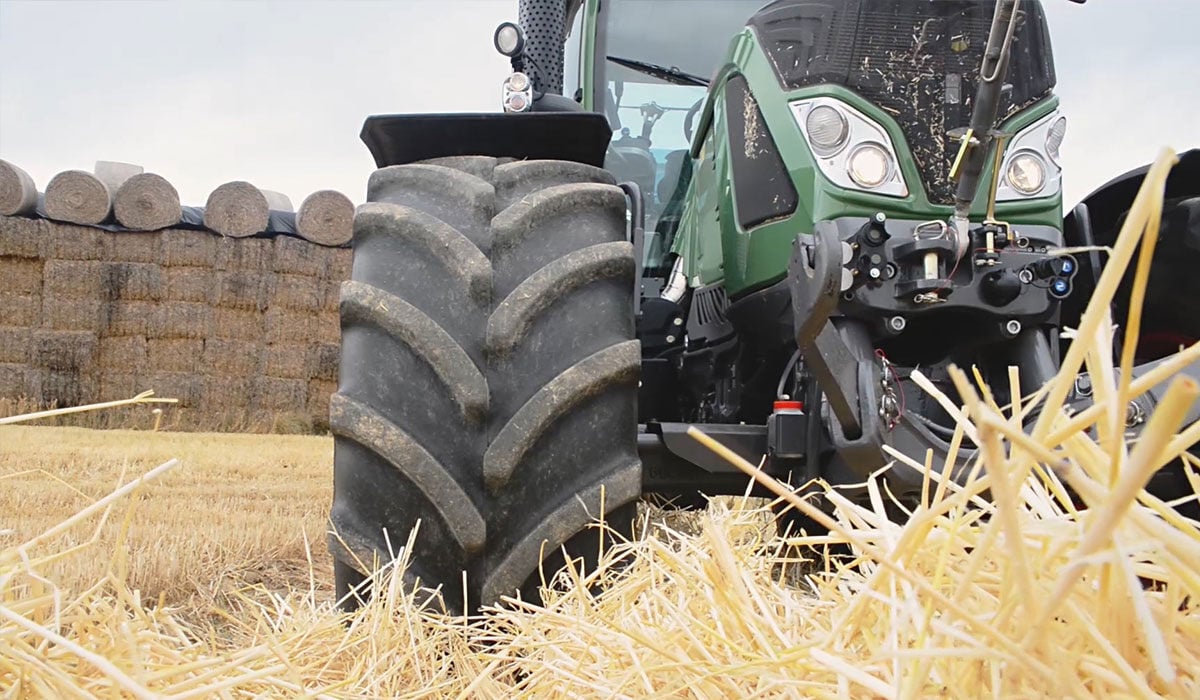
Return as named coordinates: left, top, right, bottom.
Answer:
left=672, top=317, right=683, bottom=326
left=869, top=267, right=882, bottom=279
left=874, top=212, right=887, bottom=224
left=1005, top=319, right=1022, bottom=336
left=1126, top=401, right=1145, bottom=427
left=665, top=335, right=676, bottom=343
left=1018, top=268, right=1034, bottom=284
left=869, top=254, right=883, bottom=265
left=889, top=315, right=906, bottom=332
left=1074, top=375, right=1093, bottom=397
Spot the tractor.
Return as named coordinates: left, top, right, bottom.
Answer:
left=329, top=0, right=1200, bottom=613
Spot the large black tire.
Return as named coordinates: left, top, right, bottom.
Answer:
left=329, top=157, right=641, bottom=613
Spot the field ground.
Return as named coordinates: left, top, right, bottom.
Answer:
left=0, top=425, right=333, bottom=624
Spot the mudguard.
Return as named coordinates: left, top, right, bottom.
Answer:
left=360, top=112, right=613, bottom=169
left=1067, top=148, right=1200, bottom=243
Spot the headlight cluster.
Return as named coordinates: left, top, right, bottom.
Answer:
left=501, top=71, right=532, bottom=113
left=997, top=111, right=1065, bottom=201
left=790, top=98, right=908, bottom=198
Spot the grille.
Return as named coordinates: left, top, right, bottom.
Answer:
left=688, top=283, right=733, bottom=343
left=751, top=0, right=1055, bottom=204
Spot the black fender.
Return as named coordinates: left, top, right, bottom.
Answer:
left=1066, top=147, right=1200, bottom=246
left=360, top=112, right=612, bottom=168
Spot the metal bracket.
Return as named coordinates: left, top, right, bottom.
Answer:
left=619, top=181, right=646, bottom=316
left=787, top=226, right=890, bottom=475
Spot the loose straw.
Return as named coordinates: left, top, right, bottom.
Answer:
left=0, top=391, right=178, bottom=426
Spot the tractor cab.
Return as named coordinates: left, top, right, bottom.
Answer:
left=498, top=0, right=1076, bottom=484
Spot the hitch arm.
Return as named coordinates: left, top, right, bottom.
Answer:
left=788, top=223, right=864, bottom=438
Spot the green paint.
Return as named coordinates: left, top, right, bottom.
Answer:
left=579, top=0, right=599, bottom=112
left=667, top=28, right=1064, bottom=297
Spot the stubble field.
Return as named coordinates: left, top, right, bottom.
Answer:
left=0, top=426, right=335, bottom=626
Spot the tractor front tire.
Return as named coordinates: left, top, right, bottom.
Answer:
left=330, top=157, right=640, bottom=613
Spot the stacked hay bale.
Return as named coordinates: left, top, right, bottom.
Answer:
left=0, top=215, right=350, bottom=432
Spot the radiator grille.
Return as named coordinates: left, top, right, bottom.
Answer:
left=752, top=0, right=1055, bottom=204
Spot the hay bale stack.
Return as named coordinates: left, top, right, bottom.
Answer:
left=93, top=161, right=143, bottom=196
left=44, top=170, right=111, bottom=225
left=295, top=190, right=354, bottom=246
left=113, top=173, right=181, bottom=231
left=0, top=159, right=38, bottom=216
left=261, top=190, right=293, bottom=212
left=203, top=181, right=268, bottom=238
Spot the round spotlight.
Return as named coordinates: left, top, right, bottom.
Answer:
left=494, top=22, right=524, bottom=58
left=505, top=91, right=530, bottom=113
left=1006, top=151, right=1047, bottom=195
left=506, top=71, right=530, bottom=92
left=847, top=143, right=892, bottom=188
left=805, top=105, right=848, bottom=155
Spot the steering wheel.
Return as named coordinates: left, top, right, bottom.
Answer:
left=683, top=98, right=704, bottom=143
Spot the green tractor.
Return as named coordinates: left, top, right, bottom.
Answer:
left=330, top=0, right=1200, bottom=612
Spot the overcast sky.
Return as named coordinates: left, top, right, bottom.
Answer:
left=1, top=0, right=1196, bottom=208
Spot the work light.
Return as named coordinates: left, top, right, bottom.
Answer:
left=494, top=22, right=525, bottom=57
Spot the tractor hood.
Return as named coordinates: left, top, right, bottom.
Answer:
left=749, top=0, right=1056, bottom=204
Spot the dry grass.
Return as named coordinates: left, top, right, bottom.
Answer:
left=0, top=395, right=323, bottom=435
left=0, top=424, right=333, bottom=626
left=1, top=148, right=1198, bottom=697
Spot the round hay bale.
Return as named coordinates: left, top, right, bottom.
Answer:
left=93, top=160, right=143, bottom=194
left=203, top=181, right=268, bottom=238
left=295, top=189, right=353, bottom=246
left=261, top=189, right=294, bottom=212
left=114, top=173, right=182, bottom=231
left=0, top=159, right=38, bottom=216
left=44, top=170, right=112, bottom=225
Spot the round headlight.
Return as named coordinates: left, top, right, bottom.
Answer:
left=506, top=71, right=530, bottom=92
left=494, top=22, right=524, bottom=57
left=1046, top=115, right=1067, bottom=166
left=847, top=143, right=892, bottom=188
left=805, top=105, right=848, bottom=154
left=1006, top=151, right=1047, bottom=195
left=505, top=91, right=530, bottom=113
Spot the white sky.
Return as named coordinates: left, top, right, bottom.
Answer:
left=1, top=0, right=1197, bottom=208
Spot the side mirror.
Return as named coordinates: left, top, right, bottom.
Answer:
left=493, top=22, right=525, bottom=58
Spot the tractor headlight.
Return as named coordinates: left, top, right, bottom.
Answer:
left=501, top=71, right=533, bottom=113
left=506, top=71, right=530, bottom=93
left=996, top=110, right=1064, bottom=201
left=790, top=97, right=908, bottom=197
left=1005, top=151, right=1047, bottom=195
left=1046, top=116, right=1066, bottom=166
left=847, top=143, right=892, bottom=188
left=805, top=105, right=848, bottom=156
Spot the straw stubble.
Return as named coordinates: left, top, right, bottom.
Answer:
left=1, top=149, right=1197, bottom=697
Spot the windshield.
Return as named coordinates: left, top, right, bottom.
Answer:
left=596, top=0, right=767, bottom=261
